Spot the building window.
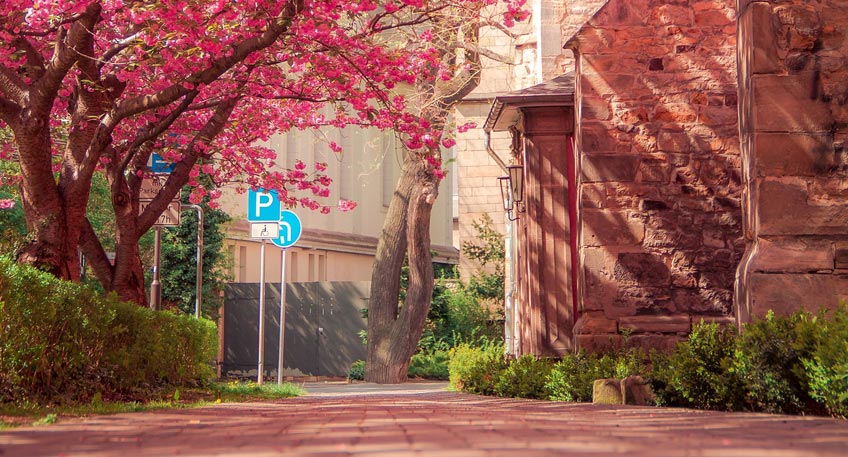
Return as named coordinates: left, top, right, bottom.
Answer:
left=238, top=246, right=247, bottom=282
left=290, top=251, right=299, bottom=282
left=228, top=245, right=236, bottom=280
left=285, top=133, right=297, bottom=170
left=339, top=130, right=353, bottom=201
left=381, top=132, right=397, bottom=208
left=318, top=254, right=327, bottom=281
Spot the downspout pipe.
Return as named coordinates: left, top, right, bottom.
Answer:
left=485, top=131, right=509, bottom=172
left=486, top=131, right=517, bottom=357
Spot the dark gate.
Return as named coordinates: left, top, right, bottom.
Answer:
left=222, top=281, right=369, bottom=378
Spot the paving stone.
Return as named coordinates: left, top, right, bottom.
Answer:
left=1, top=383, right=847, bottom=456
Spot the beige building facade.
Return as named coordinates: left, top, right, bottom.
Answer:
left=219, top=128, right=457, bottom=284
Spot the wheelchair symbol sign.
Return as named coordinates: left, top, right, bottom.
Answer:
left=271, top=210, right=302, bottom=248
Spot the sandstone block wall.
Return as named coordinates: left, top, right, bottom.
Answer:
left=455, top=101, right=511, bottom=278
left=568, top=0, right=743, bottom=351
left=736, top=0, right=848, bottom=319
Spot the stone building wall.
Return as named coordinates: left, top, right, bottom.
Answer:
left=456, top=1, right=567, bottom=278
left=736, top=0, right=848, bottom=320
left=567, top=0, right=743, bottom=351
left=454, top=7, right=525, bottom=278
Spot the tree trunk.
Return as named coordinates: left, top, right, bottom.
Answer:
left=365, top=153, right=438, bottom=384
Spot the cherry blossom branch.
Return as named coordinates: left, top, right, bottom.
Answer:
left=448, top=41, right=513, bottom=64
left=11, top=36, right=46, bottom=80
left=120, top=90, right=200, bottom=176
left=481, top=19, right=527, bottom=39
left=97, top=31, right=142, bottom=71
left=137, top=97, right=237, bottom=231
left=0, top=66, right=27, bottom=109
left=32, top=3, right=102, bottom=117
left=113, top=1, right=303, bottom=122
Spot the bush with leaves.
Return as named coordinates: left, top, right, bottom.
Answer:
left=460, top=213, right=505, bottom=301
left=423, top=283, right=501, bottom=351
left=649, top=307, right=848, bottom=416
left=347, top=360, right=366, bottom=381
left=733, top=309, right=830, bottom=415
left=156, top=187, right=232, bottom=319
left=801, top=303, right=848, bottom=418
left=448, top=342, right=507, bottom=395
left=418, top=214, right=505, bottom=355
left=495, top=355, right=553, bottom=399
left=0, top=257, right=217, bottom=405
left=408, top=349, right=451, bottom=379
left=546, top=342, right=647, bottom=402
left=649, top=321, right=744, bottom=410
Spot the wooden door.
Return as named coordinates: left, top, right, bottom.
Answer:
left=519, top=106, right=575, bottom=356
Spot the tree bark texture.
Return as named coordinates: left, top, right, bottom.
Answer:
left=365, top=154, right=438, bottom=384
left=363, top=4, right=490, bottom=383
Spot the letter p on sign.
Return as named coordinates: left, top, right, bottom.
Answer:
left=247, top=189, right=280, bottom=222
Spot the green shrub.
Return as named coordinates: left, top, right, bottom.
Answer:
left=448, top=342, right=506, bottom=395
left=546, top=343, right=647, bottom=403
left=408, top=350, right=450, bottom=380
left=801, top=303, right=848, bottom=418
left=424, top=284, right=501, bottom=352
left=650, top=309, right=848, bottom=415
left=495, top=355, right=552, bottom=399
left=0, top=257, right=217, bottom=405
left=347, top=360, right=365, bottom=381
left=650, top=321, right=744, bottom=410
left=106, top=302, right=217, bottom=390
left=734, top=309, right=830, bottom=415
left=547, top=351, right=604, bottom=402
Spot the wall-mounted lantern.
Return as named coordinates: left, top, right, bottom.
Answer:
left=499, top=164, right=525, bottom=221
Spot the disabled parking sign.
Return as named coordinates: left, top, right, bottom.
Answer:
left=246, top=190, right=301, bottom=248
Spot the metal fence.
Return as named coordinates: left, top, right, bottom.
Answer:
left=222, top=281, right=369, bottom=378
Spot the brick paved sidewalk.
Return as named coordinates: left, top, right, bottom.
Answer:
left=1, top=382, right=846, bottom=456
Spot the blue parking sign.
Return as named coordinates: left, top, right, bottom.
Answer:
left=247, top=189, right=280, bottom=222
left=150, top=153, right=176, bottom=173
left=271, top=210, right=302, bottom=248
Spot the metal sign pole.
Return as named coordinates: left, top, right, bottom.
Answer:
left=277, top=249, right=288, bottom=385
left=150, top=227, right=162, bottom=311
left=195, top=207, right=203, bottom=319
left=181, top=204, right=204, bottom=318
left=257, top=239, right=267, bottom=386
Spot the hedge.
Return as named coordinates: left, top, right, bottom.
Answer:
left=0, top=257, right=217, bottom=405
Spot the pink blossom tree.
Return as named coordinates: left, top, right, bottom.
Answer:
left=0, top=0, right=521, bottom=305
left=365, top=2, right=526, bottom=383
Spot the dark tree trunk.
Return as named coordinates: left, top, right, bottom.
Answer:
left=365, top=153, right=439, bottom=384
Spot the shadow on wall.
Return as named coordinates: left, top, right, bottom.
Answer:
left=570, top=0, right=743, bottom=349
left=222, top=281, right=369, bottom=378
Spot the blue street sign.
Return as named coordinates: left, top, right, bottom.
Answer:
left=150, top=153, right=176, bottom=174
left=247, top=189, right=281, bottom=222
left=271, top=210, right=302, bottom=248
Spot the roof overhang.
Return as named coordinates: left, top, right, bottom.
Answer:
left=483, top=73, right=576, bottom=133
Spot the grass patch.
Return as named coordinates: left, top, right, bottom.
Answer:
left=212, top=381, right=306, bottom=401
left=0, top=382, right=304, bottom=429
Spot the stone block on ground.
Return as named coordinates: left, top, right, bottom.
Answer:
left=620, top=376, right=655, bottom=406
left=592, top=378, right=623, bottom=405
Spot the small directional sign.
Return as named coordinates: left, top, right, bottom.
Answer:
left=149, top=153, right=176, bottom=174
left=140, top=174, right=167, bottom=200
left=271, top=210, right=302, bottom=248
left=250, top=222, right=280, bottom=239
left=140, top=200, right=181, bottom=227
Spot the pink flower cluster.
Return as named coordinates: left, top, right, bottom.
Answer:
left=0, top=0, right=530, bottom=217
